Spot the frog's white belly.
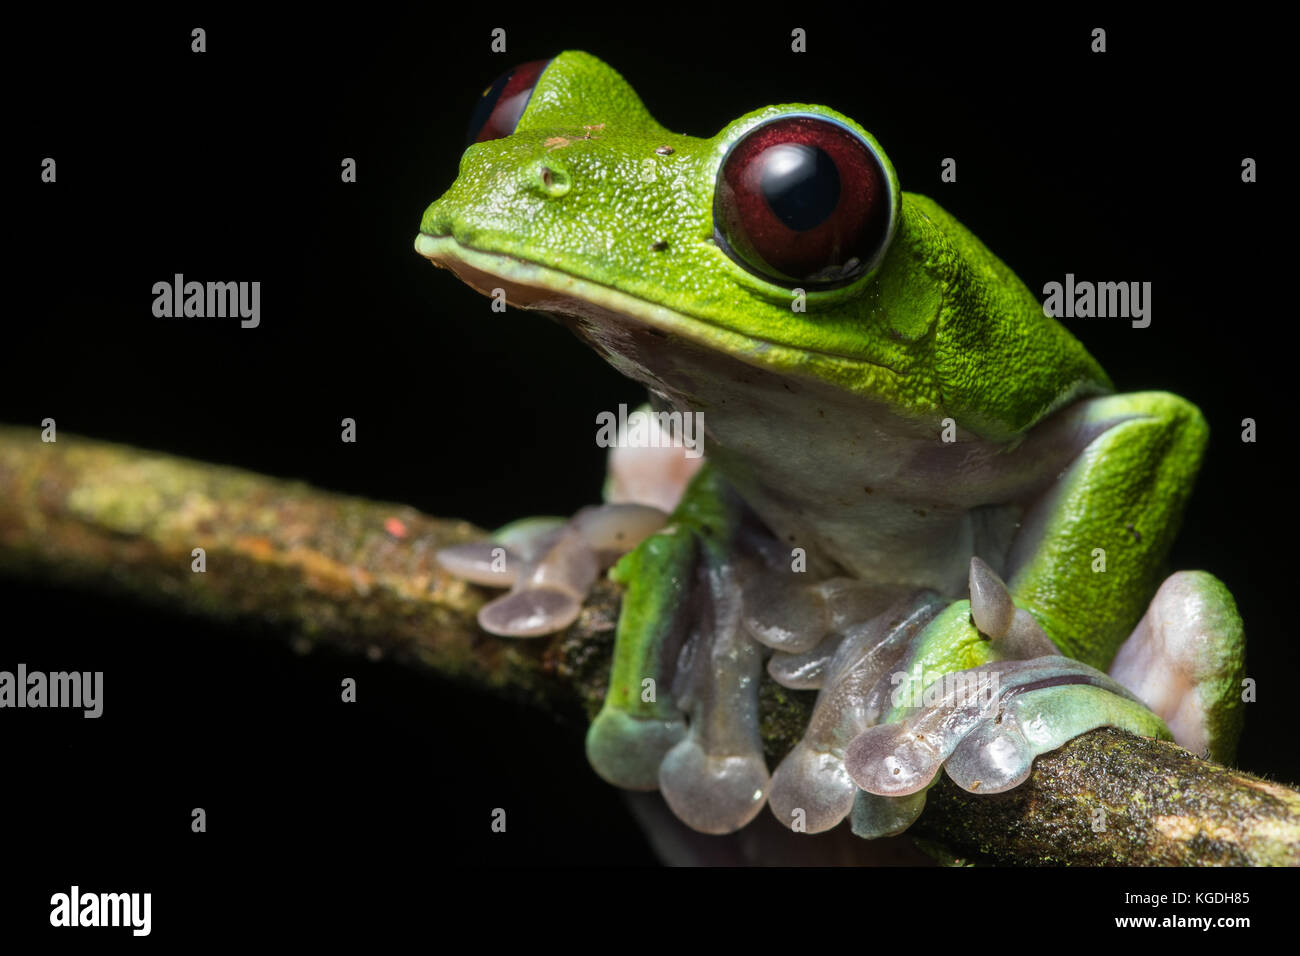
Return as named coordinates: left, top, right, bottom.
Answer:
left=689, top=378, right=1018, bottom=597
left=569, top=314, right=1086, bottom=598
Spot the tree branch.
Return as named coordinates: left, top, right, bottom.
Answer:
left=2, top=425, right=1297, bottom=865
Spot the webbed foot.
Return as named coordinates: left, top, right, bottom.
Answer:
left=437, top=505, right=668, bottom=637
left=763, top=557, right=1177, bottom=838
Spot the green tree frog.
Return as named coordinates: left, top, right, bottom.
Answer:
left=415, top=51, right=1246, bottom=839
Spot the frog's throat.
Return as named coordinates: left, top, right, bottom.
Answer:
left=414, top=235, right=904, bottom=381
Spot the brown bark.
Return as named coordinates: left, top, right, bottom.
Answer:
left=1, top=425, right=1297, bottom=866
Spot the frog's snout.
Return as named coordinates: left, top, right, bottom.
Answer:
left=416, top=194, right=455, bottom=243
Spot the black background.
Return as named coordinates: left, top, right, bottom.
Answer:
left=3, top=6, right=1295, bottom=937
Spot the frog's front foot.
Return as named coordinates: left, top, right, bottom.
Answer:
left=762, top=591, right=946, bottom=833
left=656, top=560, right=772, bottom=833
left=585, top=466, right=777, bottom=832
left=437, top=504, right=669, bottom=636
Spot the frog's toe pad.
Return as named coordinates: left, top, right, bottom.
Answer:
left=659, top=739, right=769, bottom=835
left=446, top=504, right=669, bottom=639
left=436, top=516, right=567, bottom=586
left=766, top=741, right=858, bottom=834
left=942, top=683, right=1169, bottom=793
left=585, top=706, right=687, bottom=791
left=436, top=542, right=521, bottom=587
left=1107, top=571, right=1245, bottom=762
left=766, top=593, right=941, bottom=833
left=850, top=790, right=929, bottom=840
left=844, top=656, right=1171, bottom=798
left=967, top=557, right=1057, bottom=659
left=744, top=577, right=895, bottom=654
left=478, top=587, right=581, bottom=637
left=766, top=633, right=845, bottom=690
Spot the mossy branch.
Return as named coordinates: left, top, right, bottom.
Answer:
left=1, top=425, right=1297, bottom=866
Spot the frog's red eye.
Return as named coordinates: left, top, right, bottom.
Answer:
left=466, top=58, right=553, bottom=146
left=713, top=116, right=893, bottom=288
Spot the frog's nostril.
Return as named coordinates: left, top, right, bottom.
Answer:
left=535, top=164, right=571, bottom=197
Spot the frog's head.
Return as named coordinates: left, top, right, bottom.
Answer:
left=417, top=52, right=1107, bottom=437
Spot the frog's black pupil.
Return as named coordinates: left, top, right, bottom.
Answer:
left=466, top=69, right=515, bottom=147
left=760, top=144, right=840, bottom=231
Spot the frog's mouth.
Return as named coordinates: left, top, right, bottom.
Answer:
left=413, top=234, right=903, bottom=383
left=416, top=234, right=769, bottom=353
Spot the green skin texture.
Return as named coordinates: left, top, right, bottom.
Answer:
left=417, top=52, right=1245, bottom=818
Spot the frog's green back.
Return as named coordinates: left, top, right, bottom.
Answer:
left=888, top=193, right=1113, bottom=441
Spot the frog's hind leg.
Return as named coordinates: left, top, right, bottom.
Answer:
left=1107, top=570, right=1245, bottom=762
left=998, top=390, right=1247, bottom=763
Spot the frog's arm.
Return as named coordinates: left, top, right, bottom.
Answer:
left=583, top=509, right=698, bottom=791
left=590, top=464, right=775, bottom=833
